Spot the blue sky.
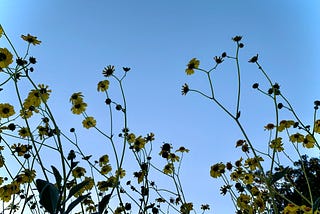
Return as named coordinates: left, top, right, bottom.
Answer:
left=1, top=1, right=320, bottom=213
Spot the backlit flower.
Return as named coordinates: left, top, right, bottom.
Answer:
left=82, top=116, right=96, bottom=129
left=314, top=119, right=320, bottom=133
left=21, top=34, right=41, bottom=45
left=269, top=137, right=284, bottom=152
left=72, top=166, right=86, bottom=178
left=99, top=154, right=109, bottom=166
left=244, top=156, right=263, bottom=171
left=181, top=83, right=189, bottom=95
left=115, top=168, right=126, bottom=179
left=70, top=92, right=84, bottom=104
left=303, top=134, right=315, bottom=148
left=210, top=163, right=225, bottom=178
left=185, top=58, right=199, bottom=75
left=71, top=101, right=87, bottom=114
left=100, top=164, right=112, bottom=175
left=0, top=48, right=13, bottom=68
left=102, top=65, right=115, bottom=77
left=0, top=26, right=3, bottom=38
left=0, top=103, right=15, bottom=118
left=289, top=133, right=304, bottom=143
left=18, top=127, right=31, bottom=138
left=163, top=163, right=174, bottom=174
left=97, top=80, right=110, bottom=92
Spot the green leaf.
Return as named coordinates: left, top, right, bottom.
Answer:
left=66, top=179, right=90, bottom=201
left=64, top=193, right=90, bottom=214
left=98, top=194, right=111, bottom=214
left=270, top=166, right=290, bottom=185
left=36, top=179, right=60, bottom=214
left=51, top=165, right=62, bottom=190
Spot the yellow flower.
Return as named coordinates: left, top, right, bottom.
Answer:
left=0, top=25, right=3, bottom=38
left=283, top=203, right=299, bottom=214
left=37, top=84, right=51, bottom=102
left=303, top=134, right=315, bottom=148
left=18, top=127, right=31, bottom=138
left=176, top=146, right=190, bottom=153
left=277, top=120, right=295, bottom=132
left=163, top=163, right=174, bottom=174
left=72, top=166, right=86, bottom=178
left=70, top=92, right=84, bottom=104
left=115, top=168, right=126, bottom=179
left=289, top=133, right=304, bottom=143
left=269, top=137, right=284, bottom=152
left=21, top=34, right=41, bottom=45
left=300, top=205, right=312, bottom=214
left=71, top=101, right=87, bottom=114
left=314, top=119, right=320, bottom=133
left=210, top=163, right=225, bottom=178
left=132, top=136, right=146, bottom=150
left=0, top=48, right=13, bottom=68
left=0, top=103, right=15, bottom=118
left=180, top=203, right=193, bottom=213
left=185, top=58, right=200, bottom=75
left=82, top=116, right=96, bottom=129
left=244, top=156, right=263, bottom=171
left=99, top=154, right=109, bottom=167
left=97, top=80, right=110, bottom=92
left=242, top=173, right=254, bottom=184
left=127, top=133, right=136, bottom=143
left=236, top=194, right=251, bottom=211
left=100, top=164, right=112, bottom=175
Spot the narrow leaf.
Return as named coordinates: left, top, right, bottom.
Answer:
left=66, top=179, right=90, bottom=201
left=64, top=193, right=90, bottom=214
left=99, top=194, right=111, bottom=214
left=313, top=197, right=320, bottom=211
left=51, top=165, right=62, bottom=190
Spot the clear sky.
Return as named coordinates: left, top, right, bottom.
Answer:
left=1, top=1, right=320, bottom=213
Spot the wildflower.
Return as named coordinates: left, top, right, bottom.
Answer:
left=210, top=163, right=225, bottom=178
left=82, top=116, right=96, bottom=129
left=123, top=67, right=130, bottom=72
left=146, top=132, right=155, bottom=142
left=254, top=196, right=266, bottom=213
left=180, top=203, right=193, bottom=214
left=0, top=103, right=15, bottom=118
left=264, top=123, right=275, bottom=130
left=0, top=48, right=13, bottom=68
left=70, top=92, right=84, bottom=104
left=300, top=205, right=312, bottom=214
left=163, top=163, right=174, bottom=174
left=269, top=137, right=284, bottom=152
left=213, top=56, right=223, bottom=64
left=303, top=134, right=315, bottom=148
left=102, top=65, right=115, bottom=77
left=232, top=36, right=242, bottom=42
left=126, top=133, right=136, bottom=143
left=97, top=80, right=110, bottom=92
left=201, top=204, right=210, bottom=211
left=115, top=168, right=126, bottom=179
left=18, top=127, right=31, bottom=138
left=72, top=166, right=86, bottom=178
left=11, top=143, right=30, bottom=156
left=176, top=146, right=190, bottom=153
left=37, top=84, right=51, bottom=102
left=21, top=34, right=41, bottom=45
left=0, top=26, right=3, bottom=38
left=242, top=173, right=254, bottom=184
left=29, top=56, right=37, bottom=64
left=236, top=194, right=251, bottom=211
left=71, top=101, right=87, bottom=114
left=314, top=119, right=320, bottom=133
left=278, top=120, right=295, bottom=132
left=244, top=156, right=263, bottom=171
left=22, top=169, right=36, bottom=183
left=133, top=136, right=146, bottom=150
left=99, top=154, right=109, bottom=166
left=220, top=185, right=231, bottom=195
left=283, top=204, right=299, bottom=214
left=289, top=133, right=304, bottom=143
left=230, top=168, right=243, bottom=181
left=181, top=83, right=190, bottom=95
left=100, top=164, right=112, bottom=175
left=185, top=58, right=199, bottom=75
left=248, top=54, right=258, bottom=63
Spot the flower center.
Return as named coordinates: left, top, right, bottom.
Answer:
left=0, top=53, right=7, bottom=61
left=2, top=107, right=9, bottom=114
